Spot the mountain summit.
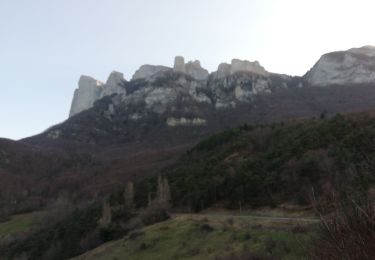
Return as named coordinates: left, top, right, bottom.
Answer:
left=68, top=56, right=273, bottom=117
left=69, top=46, right=375, bottom=119
left=28, top=46, right=374, bottom=147
left=305, top=45, right=375, bottom=86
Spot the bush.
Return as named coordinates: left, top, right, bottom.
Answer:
left=312, top=198, right=375, bottom=260
left=291, top=224, right=309, bottom=234
left=99, top=224, right=124, bottom=242
left=139, top=203, right=170, bottom=226
left=128, top=230, right=144, bottom=240
left=199, top=223, right=214, bottom=234
left=2, top=203, right=101, bottom=260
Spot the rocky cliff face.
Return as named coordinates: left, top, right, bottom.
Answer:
left=62, top=46, right=375, bottom=145
left=68, top=56, right=285, bottom=117
left=41, top=56, right=307, bottom=146
left=69, top=76, right=104, bottom=117
left=69, top=72, right=126, bottom=116
left=132, top=65, right=170, bottom=80
left=305, top=46, right=375, bottom=86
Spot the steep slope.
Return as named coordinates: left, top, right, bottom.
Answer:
left=134, top=113, right=375, bottom=210
left=0, top=135, right=187, bottom=217
left=26, top=59, right=306, bottom=147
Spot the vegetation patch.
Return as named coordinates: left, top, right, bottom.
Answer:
left=136, top=114, right=375, bottom=211
left=0, top=211, right=40, bottom=238
left=74, top=214, right=315, bottom=260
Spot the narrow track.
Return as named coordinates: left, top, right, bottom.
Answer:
left=172, top=213, right=320, bottom=223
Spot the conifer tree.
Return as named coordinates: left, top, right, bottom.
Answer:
left=156, top=176, right=171, bottom=208
left=124, top=181, right=135, bottom=209
left=98, top=198, right=112, bottom=227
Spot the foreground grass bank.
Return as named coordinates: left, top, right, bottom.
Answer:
left=74, top=213, right=316, bottom=260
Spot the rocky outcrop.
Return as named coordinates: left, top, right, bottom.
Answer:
left=305, top=46, right=375, bottom=86
left=132, top=65, right=170, bottom=80
left=173, top=56, right=209, bottom=80
left=100, top=71, right=127, bottom=98
left=69, top=76, right=104, bottom=117
left=68, top=57, right=294, bottom=118
left=213, top=59, right=269, bottom=79
left=131, top=57, right=209, bottom=81
left=185, top=60, right=209, bottom=80
left=216, top=63, right=232, bottom=78
left=69, top=46, right=375, bottom=118
left=70, top=72, right=127, bottom=117
left=173, top=56, right=186, bottom=72
left=231, top=59, right=269, bottom=76
left=209, top=72, right=275, bottom=108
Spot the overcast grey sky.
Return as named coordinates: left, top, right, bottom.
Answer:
left=1, top=0, right=374, bottom=140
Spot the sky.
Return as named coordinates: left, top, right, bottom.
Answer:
left=1, top=0, right=375, bottom=140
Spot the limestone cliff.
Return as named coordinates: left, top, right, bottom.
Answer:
left=305, top=46, right=375, bottom=86
left=69, top=56, right=272, bottom=117
left=69, top=46, right=375, bottom=120
left=69, top=76, right=104, bottom=117
left=213, top=59, right=269, bottom=79
left=100, top=71, right=126, bottom=98
left=69, top=72, right=126, bottom=117
left=132, top=65, right=170, bottom=80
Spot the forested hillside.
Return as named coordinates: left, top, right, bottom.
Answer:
left=136, top=113, right=375, bottom=211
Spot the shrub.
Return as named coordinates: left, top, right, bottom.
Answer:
left=312, top=198, right=375, bottom=260
left=128, top=230, right=144, bottom=240
left=226, top=217, right=234, bottom=226
left=138, top=242, right=148, bottom=251
left=199, top=223, right=214, bottom=234
left=291, top=224, right=309, bottom=234
left=264, top=238, right=277, bottom=254
left=139, top=203, right=170, bottom=226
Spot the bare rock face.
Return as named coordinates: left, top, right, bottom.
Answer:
left=100, top=71, right=127, bottom=98
left=132, top=65, right=170, bottom=80
left=173, top=56, right=186, bottom=72
left=68, top=56, right=293, bottom=118
left=173, top=56, right=209, bottom=80
left=210, top=72, right=274, bottom=109
left=305, top=46, right=375, bottom=86
left=348, top=45, right=375, bottom=57
left=213, top=59, right=269, bottom=79
left=185, top=60, right=209, bottom=80
left=216, top=63, right=231, bottom=78
left=69, top=76, right=104, bottom=117
left=69, top=72, right=127, bottom=117
left=231, top=59, right=269, bottom=76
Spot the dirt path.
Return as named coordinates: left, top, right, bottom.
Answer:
left=172, top=213, right=320, bottom=223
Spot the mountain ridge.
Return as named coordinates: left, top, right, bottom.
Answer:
left=2, top=45, right=375, bottom=219
left=69, top=45, right=375, bottom=119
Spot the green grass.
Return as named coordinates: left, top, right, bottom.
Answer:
left=0, top=212, right=40, bottom=238
left=74, top=214, right=316, bottom=260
